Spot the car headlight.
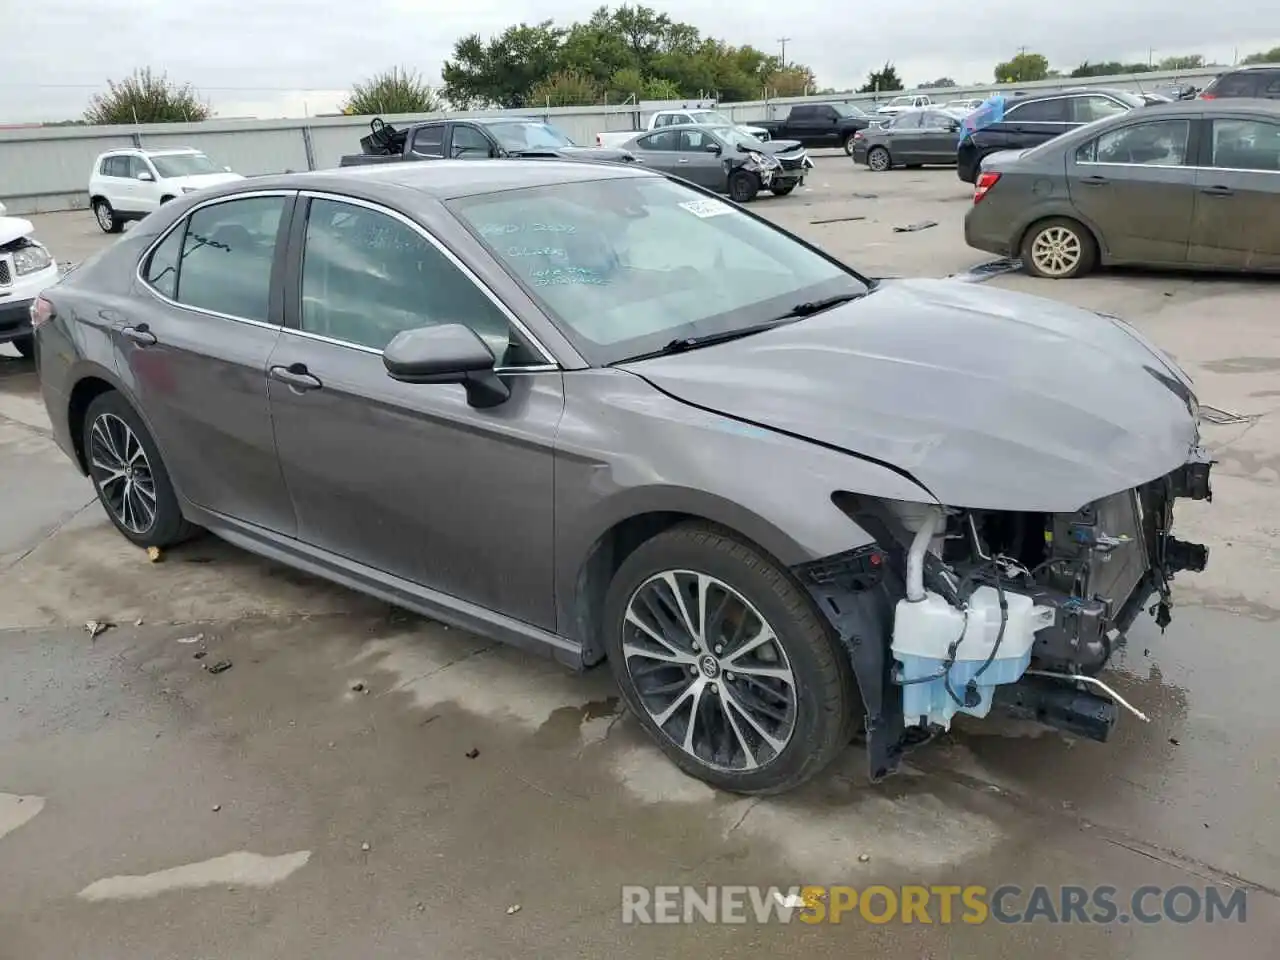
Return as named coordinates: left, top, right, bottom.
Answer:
left=12, top=243, right=52, bottom=276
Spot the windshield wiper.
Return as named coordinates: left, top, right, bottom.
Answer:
left=620, top=320, right=791, bottom=363
left=774, top=291, right=866, bottom=320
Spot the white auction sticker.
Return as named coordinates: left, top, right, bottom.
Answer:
left=678, top=199, right=732, bottom=218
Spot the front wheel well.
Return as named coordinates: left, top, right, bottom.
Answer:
left=67, top=377, right=117, bottom=473
left=1016, top=214, right=1102, bottom=261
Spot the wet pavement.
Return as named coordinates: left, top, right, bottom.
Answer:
left=2, top=161, right=1279, bottom=958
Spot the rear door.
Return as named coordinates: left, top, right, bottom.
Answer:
left=124, top=191, right=298, bottom=533
left=1067, top=116, right=1197, bottom=265
left=628, top=130, right=682, bottom=175
left=788, top=105, right=839, bottom=146
left=998, top=95, right=1072, bottom=148
left=1187, top=115, right=1280, bottom=270
left=885, top=111, right=925, bottom=159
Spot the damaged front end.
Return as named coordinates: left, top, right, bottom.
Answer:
left=798, top=451, right=1213, bottom=781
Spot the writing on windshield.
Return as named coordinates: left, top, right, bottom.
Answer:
left=487, top=122, right=575, bottom=150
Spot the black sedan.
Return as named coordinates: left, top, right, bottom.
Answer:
left=620, top=125, right=813, bottom=202
left=850, top=108, right=966, bottom=170
left=965, top=98, right=1280, bottom=278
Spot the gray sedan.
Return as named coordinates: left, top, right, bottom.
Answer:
left=965, top=98, right=1280, bottom=278
left=621, top=124, right=812, bottom=202
left=33, top=160, right=1212, bottom=794
left=851, top=108, right=966, bottom=171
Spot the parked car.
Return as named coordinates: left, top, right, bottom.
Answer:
left=944, top=98, right=986, bottom=113
left=89, top=148, right=244, bottom=234
left=875, top=94, right=933, bottom=116
left=956, top=88, right=1146, bottom=183
left=621, top=124, right=812, bottom=201
left=340, top=117, right=633, bottom=167
left=753, top=102, right=872, bottom=155
left=850, top=108, right=966, bottom=170
left=596, top=107, right=770, bottom=148
left=965, top=99, right=1280, bottom=278
left=1200, top=66, right=1280, bottom=100
left=0, top=212, right=59, bottom=358
left=33, top=159, right=1213, bottom=794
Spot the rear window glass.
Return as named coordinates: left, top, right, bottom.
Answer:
left=1209, top=73, right=1260, bottom=97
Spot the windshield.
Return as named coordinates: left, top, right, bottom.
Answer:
left=487, top=121, right=576, bottom=150
left=706, top=125, right=765, bottom=149
left=149, top=153, right=220, bottom=177
left=447, top=176, right=868, bottom=365
left=689, top=110, right=734, bottom=125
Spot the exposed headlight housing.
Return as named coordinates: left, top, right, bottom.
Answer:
left=12, top=242, right=53, bottom=276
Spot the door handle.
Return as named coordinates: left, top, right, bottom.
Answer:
left=269, top=363, right=323, bottom=392
left=1080, top=175, right=1110, bottom=185
left=122, top=324, right=157, bottom=346
left=1200, top=185, right=1234, bottom=197
left=677, top=158, right=689, bottom=164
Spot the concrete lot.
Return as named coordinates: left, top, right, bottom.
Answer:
left=2, top=156, right=1279, bottom=959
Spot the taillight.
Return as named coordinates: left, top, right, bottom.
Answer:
left=30, top=295, right=54, bottom=329
left=1199, top=92, right=1216, bottom=99
left=973, top=171, right=1001, bottom=203
left=853, top=131, right=864, bottom=140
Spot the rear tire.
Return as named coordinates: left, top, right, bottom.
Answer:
left=83, top=391, right=198, bottom=548
left=92, top=198, right=122, bottom=234
left=867, top=146, right=891, bottom=172
left=1020, top=217, right=1098, bottom=279
left=843, top=133, right=858, bottom=155
left=728, top=171, right=759, bottom=203
left=10, top=335, right=34, bottom=360
left=602, top=522, right=860, bottom=795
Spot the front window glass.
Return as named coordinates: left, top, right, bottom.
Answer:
left=486, top=121, right=575, bottom=150
left=447, top=176, right=867, bottom=365
left=149, top=153, right=220, bottom=177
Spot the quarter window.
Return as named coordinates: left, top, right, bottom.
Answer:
left=172, top=196, right=286, bottom=322
left=635, top=131, right=678, bottom=151
left=142, top=224, right=186, bottom=299
left=299, top=198, right=532, bottom=365
left=1210, top=118, right=1280, bottom=172
left=1075, top=119, right=1190, bottom=166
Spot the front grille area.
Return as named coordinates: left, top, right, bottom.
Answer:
left=778, top=154, right=805, bottom=170
left=0, top=258, right=11, bottom=286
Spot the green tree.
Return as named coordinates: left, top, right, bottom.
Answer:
left=993, top=52, right=1050, bottom=83
left=344, top=67, right=439, bottom=116
left=1159, top=54, right=1204, bottom=70
left=440, top=5, right=818, bottom=107
left=530, top=70, right=601, bottom=107
left=858, top=62, right=903, bottom=94
left=85, top=68, right=210, bottom=125
left=1241, top=46, right=1280, bottom=65
left=765, top=66, right=815, bottom=97
left=1070, top=60, right=1154, bottom=78
left=918, top=76, right=957, bottom=88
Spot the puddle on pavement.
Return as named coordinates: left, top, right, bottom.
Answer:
left=77, top=850, right=311, bottom=902
left=532, top=697, right=621, bottom=749
left=0, top=793, right=45, bottom=841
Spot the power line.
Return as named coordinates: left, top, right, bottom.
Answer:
left=777, top=37, right=791, bottom=67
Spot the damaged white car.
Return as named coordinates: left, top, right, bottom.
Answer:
left=0, top=202, right=59, bottom=359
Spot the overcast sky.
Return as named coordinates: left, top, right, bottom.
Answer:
left=5, top=0, right=1277, bottom=122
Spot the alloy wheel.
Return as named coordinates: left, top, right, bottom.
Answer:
left=88, top=412, right=157, bottom=535
left=621, top=570, right=798, bottom=771
left=95, top=202, right=113, bottom=232
left=868, top=148, right=889, bottom=171
left=1030, top=225, right=1082, bottom=277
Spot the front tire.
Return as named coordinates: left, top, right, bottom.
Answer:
left=867, top=146, right=891, bottom=172
left=10, top=335, right=34, bottom=360
left=770, top=184, right=796, bottom=197
left=728, top=171, right=759, bottom=204
left=602, top=522, right=860, bottom=795
left=93, top=198, right=122, bottom=234
left=83, top=391, right=197, bottom=548
left=1020, top=217, right=1098, bottom=279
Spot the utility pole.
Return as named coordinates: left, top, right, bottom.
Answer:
left=777, top=37, right=791, bottom=67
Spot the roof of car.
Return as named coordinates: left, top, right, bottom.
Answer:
left=246, top=159, right=655, bottom=200
left=97, top=147, right=203, bottom=158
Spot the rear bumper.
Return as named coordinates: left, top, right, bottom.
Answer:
left=963, top=207, right=1014, bottom=258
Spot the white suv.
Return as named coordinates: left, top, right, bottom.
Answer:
left=1, top=211, right=59, bottom=359
left=88, top=148, right=245, bottom=233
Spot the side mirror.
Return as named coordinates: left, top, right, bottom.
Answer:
left=137, top=170, right=154, bottom=182
left=383, top=323, right=510, bottom=408
left=704, top=142, right=722, bottom=154
left=224, top=165, right=233, bottom=172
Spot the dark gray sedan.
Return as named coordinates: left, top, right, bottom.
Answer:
left=851, top=108, right=966, bottom=171
left=31, top=160, right=1212, bottom=794
left=965, top=98, right=1280, bottom=278
left=621, top=124, right=812, bottom=202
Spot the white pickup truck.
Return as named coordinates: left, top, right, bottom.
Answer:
left=874, top=93, right=933, bottom=116
left=596, top=107, right=770, bottom=148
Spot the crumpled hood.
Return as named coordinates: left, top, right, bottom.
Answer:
left=622, top=278, right=1201, bottom=512
left=758, top=139, right=803, bottom=155
left=0, top=216, right=35, bottom=247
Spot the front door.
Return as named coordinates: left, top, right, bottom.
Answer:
left=915, top=111, right=959, bottom=163
left=675, top=129, right=730, bottom=189
left=265, top=194, right=562, bottom=628
left=1066, top=117, right=1197, bottom=265
left=1186, top=115, right=1280, bottom=270
left=447, top=123, right=496, bottom=159
left=120, top=191, right=298, bottom=533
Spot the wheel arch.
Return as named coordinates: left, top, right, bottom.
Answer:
left=1014, top=210, right=1107, bottom=263
left=866, top=144, right=892, bottom=169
